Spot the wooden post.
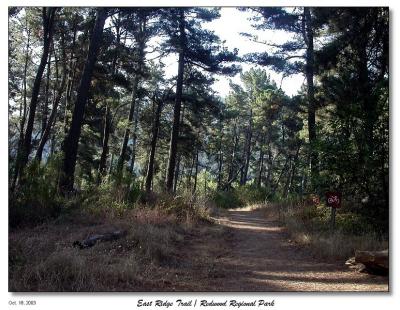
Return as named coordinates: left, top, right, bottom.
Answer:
left=325, top=191, right=341, bottom=232
left=330, top=207, right=336, bottom=231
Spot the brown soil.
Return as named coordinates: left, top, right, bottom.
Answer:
left=156, top=208, right=389, bottom=292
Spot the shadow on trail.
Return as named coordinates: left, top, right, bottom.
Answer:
left=204, top=209, right=389, bottom=292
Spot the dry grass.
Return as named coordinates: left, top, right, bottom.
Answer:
left=9, top=207, right=192, bottom=292
left=257, top=201, right=388, bottom=261
left=9, top=189, right=217, bottom=292
left=283, top=216, right=387, bottom=259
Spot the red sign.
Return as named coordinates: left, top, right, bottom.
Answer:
left=325, top=192, right=341, bottom=208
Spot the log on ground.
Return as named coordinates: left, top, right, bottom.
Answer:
left=73, top=229, right=127, bottom=249
left=355, top=249, right=388, bottom=275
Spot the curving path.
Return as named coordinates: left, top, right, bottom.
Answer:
left=169, top=208, right=389, bottom=292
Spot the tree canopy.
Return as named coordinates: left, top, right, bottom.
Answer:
left=9, top=7, right=388, bottom=233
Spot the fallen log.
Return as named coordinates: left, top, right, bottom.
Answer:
left=355, top=249, right=389, bottom=275
left=73, top=229, right=127, bottom=249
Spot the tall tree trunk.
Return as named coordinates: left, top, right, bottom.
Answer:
left=265, top=144, right=273, bottom=189
left=59, top=8, right=107, bottom=193
left=283, top=157, right=293, bottom=198
left=350, top=20, right=375, bottom=200
left=97, top=104, right=111, bottom=183
left=172, top=105, right=186, bottom=193
left=203, top=164, right=208, bottom=195
left=173, top=156, right=181, bottom=193
left=271, top=156, right=290, bottom=196
left=108, top=153, right=114, bottom=179
left=357, top=32, right=374, bottom=162
left=145, top=99, right=163, bottom=193
left=117, top=15, right=147, bottom=174
left=193, top=149, right=199, bottom=195
left=304, top=7, right=318, bottom=188
left=287, top=145, right=301, bottom=196
left=63, top=15, right=78, bottom=135
left=227, top=121, right=239, bottom=186
left=20, top=24, right=31, bottom=122
left=41, top=52, right=52, bottom=140
left=63, top=65, right=77, bottom=135
left=117, top=75, right=139, bottom=173
left=12, top=26, right=31, bottom=190
left=14, top=8, right=57, bottom=187
left=241, top=109, right=253, bottom=185
left=216, top=108, right=223, bottom=189
left=187, top=152, right=196, bottom=190
left=50, top=132, right=56, bottom=156
left=117, top=75, right=139, bottom=174
left=129, top=104, right=140, bottom=173
left=217, top=148, right=223, bottom=189
left=98, top=16, right=122, bottom=181
left=257, top=138, right=265, bottom=187
left=165, top=9, right=185, bottom=192
left=36, top=35, right=68, bottom=162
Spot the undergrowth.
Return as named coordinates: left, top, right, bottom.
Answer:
left=9, top=163, right=388, bottom=290
left=260, top=199, right=388, bottom=260
left=9, top=168, right=215, bottom=291
left=211, top=184, right=268, bottom=209
left=9, top=207, right=188, bottom=291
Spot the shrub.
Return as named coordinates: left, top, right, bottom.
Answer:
left=335, top=212, right=375, bottom=235
left=81, top=175, right=144, bottom=219
left=156, top=193, right=212, bottom=225
left=235, top=184, right=268, bottom=205
left=9, top=157, right=64, bottom=227
left=211, top=190, right=243, bottom=209
left=211, top=185, right=269, bottom=210
left=259, top=200, right=388, bottom=260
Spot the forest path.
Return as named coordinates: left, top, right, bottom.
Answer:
left=173, top=208, right=388, bottom=291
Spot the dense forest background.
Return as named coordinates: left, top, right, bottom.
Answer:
left=8, top=7, right=388, bottom=233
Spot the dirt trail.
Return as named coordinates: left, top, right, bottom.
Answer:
left=169, top=208, right=389, bottom=291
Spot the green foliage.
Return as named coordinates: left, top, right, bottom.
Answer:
left=280, top=199, right=382, bottom=238
left=8, top=7, right=388, bottom=236
left=234, top=184, right=269, bottom=205
left=155, top=193, right=211, bottom=223
left=9, top=155, right=64, bottom=227
left=260, top=199, right=387, bottom=259
left=335, top=213, right=375, bottom=236
left=212, top=190, right=243, bottom=209
left=211, top=185, right=268, bottom=209
left=160, top=195, right=194, bottom=219
left=82, top=173, right=144, bottom=217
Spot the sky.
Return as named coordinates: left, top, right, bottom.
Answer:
left=160, top=8, right=305, bottom=98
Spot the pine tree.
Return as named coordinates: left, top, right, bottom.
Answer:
left=242, top=7, right=321, bottom=188
left=60, top=8, right=107, bottom=193
left=115, top=9, right=159, bottom=175
left=161, top=7, right=240, bottom=192
left=12, top=7, right=57, bottom=189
